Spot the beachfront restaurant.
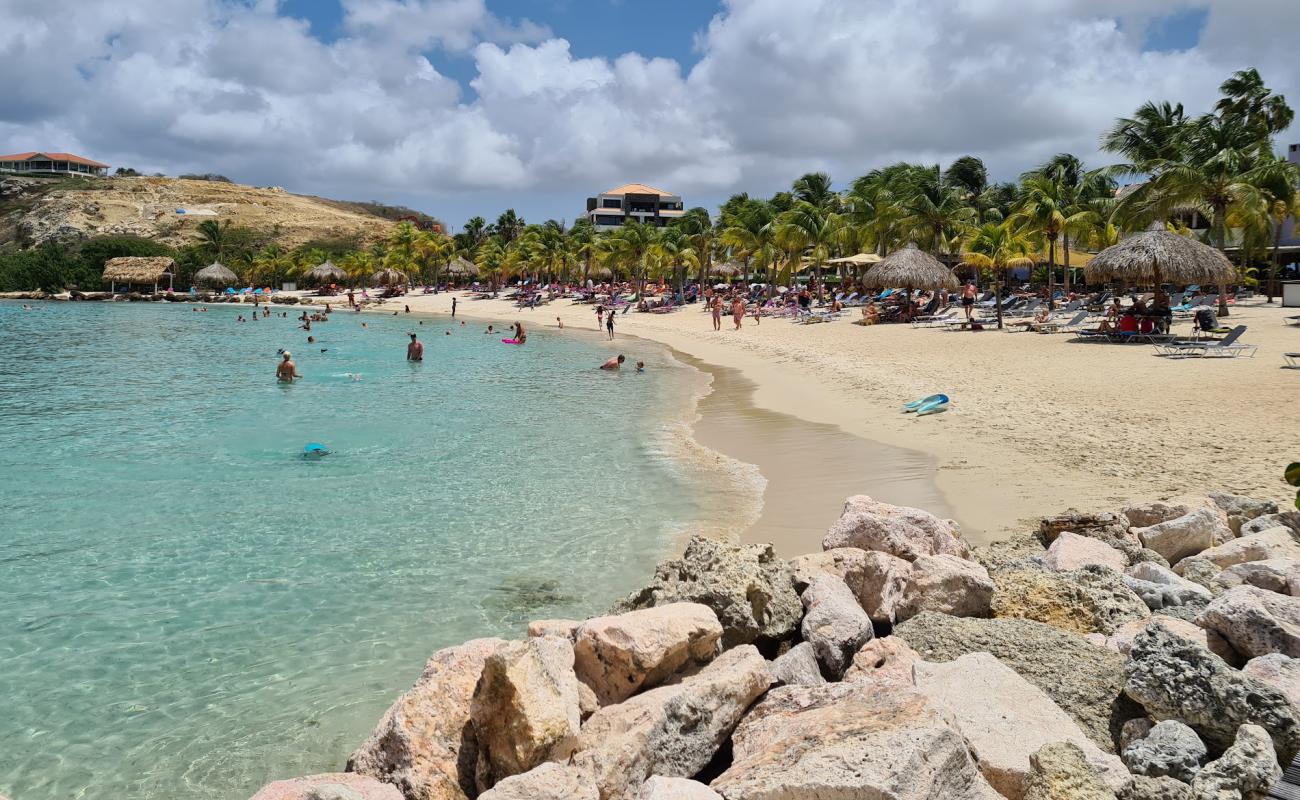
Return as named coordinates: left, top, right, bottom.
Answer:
left=102, top=256, right=177, bottom=295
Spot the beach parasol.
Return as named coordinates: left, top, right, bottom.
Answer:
left=194, top=261, right=238, bottom=288
left=371, top=268, right=407, bottom=286
left=305, top=260, right=347, bottom=285
left=863, top=244, right=958, bottom=291
left=444, top=256, right=479, bottom=278
left=826, top=253, right=883, bottom=266
left=1083, top=230, right=1235, bottom=287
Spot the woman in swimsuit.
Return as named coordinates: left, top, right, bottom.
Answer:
left=711, top=296, right=722, bottom=331
left=731, top=297, right=745, bottom=330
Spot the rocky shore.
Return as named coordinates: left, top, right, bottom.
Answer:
left=243, top=492, right=1300, bottom=800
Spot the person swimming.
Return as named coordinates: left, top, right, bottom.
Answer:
left=485, top=325, right=495, bottom=334
left=600, top=354, right=625, bottom=370
left=636, top=361, right=645, bottom=373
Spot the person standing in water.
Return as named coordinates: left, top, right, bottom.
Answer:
left=407, top=333, right=423, bottom=361
left=277, top=351, right=302, bottom=382
left=514, top=321, right=527, bottom=343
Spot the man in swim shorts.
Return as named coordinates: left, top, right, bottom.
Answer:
left=407, top=333, right=423, bottom=361
left=277, top=351, right=302, bottom=382
left=962, top=281, right=978, bottom=322
left=600, top=354, right=625, bottom=370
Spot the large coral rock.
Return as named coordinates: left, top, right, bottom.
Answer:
left=526, top=619, right=582, bottom=640
left=1178, top=527, right=1300, bottom=573
left=789, top=548, right=911, bottom=624
left=1210, top=493, right=1279, bottom=535
left=1023, top=742, right=1119, bottom=800
left=1214, top=559, right=1300, bottom=596
left=1120, top=775, right=1195, bottom=799
left=1105, top=615, right=1211, bottom=657
left=842, top=637, right=922, bottom=687
left=914, top=653, right=1129, bottom=798
left=1197, top=585, right=1300, bottom=659
left=1120, top=720, right=1205, bottom=783
left=638, top=776, right=722, bottom=799
left=895, top=612, right=1139, bottom=753
left=248, top=774, right=403, bottom=800
left=766, top=641, right=824, bottom=687
left=1047, top=532, right=1129, bottom=573
left=573, top=645, right=769, bottom=800
left=347, top=638, right=507, bottom=800
left=1242, top=653, right=1300, bottom=709
left=895, top=553, right=994, bottom=621
left=615, top=536, right=801, bottom=649
left=1190, top=724, right=1281, bottom=800
left=573, top=603, right=722, bottom=705
left=1123, top=622, right=1300, bottom=762
left=469, top=636, right=581, bottom=791
left=1132, top=506, right=1231, bottom=564
left=1241, top=511, right=1300, bottom=538
left=476, top=763, right=597, bottom=800
left=822, top=495, right=970, bottom=562
left=799, top=574, right=873, bottom=678
left=711, top=681, right=1001, bottom=800
left=1127, top=562, right=1212, bottom=597
left=1124, top=563, right=1212, bottom=616
left=991, top=566, right=1150, bottom=636
left=975, top=533, right=1050, bottom=574
left=1042, top=510, right=1137, bottom=548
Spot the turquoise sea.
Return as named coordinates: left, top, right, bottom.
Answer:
left=0, top=300, right=710, bottom=800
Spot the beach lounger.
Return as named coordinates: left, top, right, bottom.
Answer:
left=1037, top=310, right=1089, bottom=334
left=1283, top=354, right=1300, bottom=369
left=1154, top=325, right=1256, bottom=358
left=1286, top=316, right=1300, bottom=327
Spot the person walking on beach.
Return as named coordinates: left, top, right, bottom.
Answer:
left=605, top=309, right=615, bottom=340
left=731, top=297, right=745, bottom=330
left=711, top=295, right=722, bottom=331
left=961, top=281, right=978, bottom=322
left=452, top=296, right=458, bottom=317
left=277, top=351, right=302, bottom=383
left=596, top=305, right=605, bottom=330
left=407, top=333, right=423, bottom=361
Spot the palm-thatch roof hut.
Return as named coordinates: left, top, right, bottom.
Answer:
left=305, top=260, right=347, bottom=286
left=103, top=256, right=177, bottom=293
left=372, top=268, right=407, bottom=286
left=194, top=261, right=238, bottom=288
left=863, top=244, right=958, bottom=291
left=1083, top=231, right=1235, bottom=287
left=712, top=261, right=742, bottom=278
left=445, top=256, right=479, bottom=279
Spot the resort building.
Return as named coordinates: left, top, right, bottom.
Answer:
left=585, top=183, right=684, bottom=231
left=0, top=151, right=109, bottom=177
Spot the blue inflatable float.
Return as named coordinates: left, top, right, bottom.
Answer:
left=303, top=442, right=330, bottom=458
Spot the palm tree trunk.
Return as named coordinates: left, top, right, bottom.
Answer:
left=995, top=268, right=1005, bottom=330
left=1061, top=233, right=1071, bottom=303
left=1214, top=207, right=1230, bottom=316
left=1046, top=236, right=1056, bottom=308
left=1268, top=220, right=1282, bottom=303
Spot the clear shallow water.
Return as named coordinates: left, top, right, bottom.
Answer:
left=0, top=301, right=706, bottom=800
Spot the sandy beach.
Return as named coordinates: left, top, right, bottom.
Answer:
left=381, top=291, right=1298, bottom=550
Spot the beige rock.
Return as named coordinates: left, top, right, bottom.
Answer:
left=1177, top=527, right=1300, bottom=573
left=1126, top=562, right=1213, bottom=600
left=1105, top=615, right=1208, bottom=656
left=470, top=636, right=581, bottom=791
left=1198, top=585, right=1300, bottom=659
left=347, top=638, right=507, bottom=800
left=638, top=776, right=722, bottom=799
left=991, top=566, right=1149, bottom=636
left=527, top=619, right=582, bottom=640
left=1214, top=559, right=1300, bottom=596
left=823, top=495, right=970, bottom=562
left=800, top=574, right=874, bottom=679
left=1123, top=497, right=1223, bottom=531
left=573, top=645, right=769, bottom=800
left=1132, top=506, right=1230, bottom=564
left=1047, top=532, right=1129, bottom=573
left=913, top=652, right=1129, bottom=799
left=789, top=548, right=911, bottom=623
left=1190, top=723, right=1281, bottom=800
left=477, top=763, right=598, bottom=800
left=788, top=547, right=871, bottom=592
left=573, top=603, right=722, bottom=705
left=1023, top=742, right=1119, bottom=800
left=896, top=553, right=994, bottom=621
left=1243, top=653, right=1300, bottom=710
left=248, top=773, right=403, bottom=800
left=842, top=637, right=922, bottom=687
left=578, top=682, right=600, bottom=719
left=713, top=681, right=1001, bottom=800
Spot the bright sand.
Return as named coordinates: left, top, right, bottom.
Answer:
left=387, top=291, right=1299, bottom=551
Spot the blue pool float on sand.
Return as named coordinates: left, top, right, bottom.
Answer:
left=902, top=393, right=945, bottom=413
left=916, top=394, right=950, bottom=416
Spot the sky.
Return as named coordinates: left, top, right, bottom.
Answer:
left=1, top=0, right=1296, bottom=231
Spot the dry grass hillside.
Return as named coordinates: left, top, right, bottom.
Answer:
left=0, top=175, right=409, bottom=249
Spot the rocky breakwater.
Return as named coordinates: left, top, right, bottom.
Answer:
left=239, top=491, right=1300, bottom=800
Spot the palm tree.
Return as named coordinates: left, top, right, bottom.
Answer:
left=843, top=175, right=906, bottom=257
left=962, top=222, right=1036, bottom=329
left=900, top=166, right=976, bottom=257
left=196, top=219, right=232, bottom=260
left=413, top=230, right=450, bottom=286
left=567, top=218, right=598, bottom=283
left=603, top=220, right=659, bottom=294
left=776, top=201, right=843, bottom=297
left=651, top=227, right=697, bottom=298
left=720, top=198, right=774, bottom=286
left=1011, top=173, right=1066, bottom=302
left=675, top=207, right=715, bottom=285
left=491, top=209, right=525, bottom=244
left=1230, top=155, right=1300, bottom=302
left=1215, top=68, right=1294, bottom=140
left=944, top=156, right=989, bottom=218
left=792, top=172, right=839, bottom=212
left=1102, top=100, right=1188, bottom=171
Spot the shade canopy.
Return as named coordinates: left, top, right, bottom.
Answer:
left=194, top=261, right=238, bottom=287
left=371, top=268, right=407, bottom=285
left=827, top=252, right=883, bottom=266
left=1083, top=231, right=1235, bottom=286
left=445, top=256, right=479, bottom=277
left=1041, top=247, right=1095, bottom=268
left=305, top=261, right=347, bottom=284
left=863, top=244, right=958, bottom=290
left=711, top=261, right=743, bottom=277
left=102, top=256, right=176, bottom=284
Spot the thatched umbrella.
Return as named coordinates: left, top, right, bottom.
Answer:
left=445, top=256, right=479, bottom=279
left=863, top=245, right=958, bottom=322
left=305, top=260, right=347, bottom=286
left=372, top=268, right=407, bottom=286
left=194, top=261, right=238, bottom=288
left=1083, top=230, right=1234, bottom=289
left=103, top=256, right=177, bottom=294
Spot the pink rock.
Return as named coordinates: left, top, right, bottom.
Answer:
left=248, top=773, right=403, bottom=800
left=1176, top=528, right=1300, bottom=573
left=1243, top=654, right=1300, bottom=709
left=823, top=495, right=970, bottom=563
left=790, top=548, right=912, bottom=624
left=843, top=637, right=922, bottom=687
left=896, top=554, right=994, bottom=622
left=1044, top=532, right=1128, bottom=573
left=573, top=602, right=722, bottom=705
left=1132, top=506, right=1231, bottom=565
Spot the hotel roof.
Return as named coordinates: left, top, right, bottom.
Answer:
left=0, top=151, right=110, bottom=168
left=601, top=183, right=675, bottom=197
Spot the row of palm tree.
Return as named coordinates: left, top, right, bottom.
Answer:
left=206, top=70, right=1297, bottom=309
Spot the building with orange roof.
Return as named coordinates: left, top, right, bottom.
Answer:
left=585, top=183, right=683, bottom=231
left=0, top=151, right=109, bottom=177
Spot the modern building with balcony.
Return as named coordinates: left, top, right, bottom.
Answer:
left=585, top=183, right=684, bottom=231
left=0, top=151, right=109, bottom=177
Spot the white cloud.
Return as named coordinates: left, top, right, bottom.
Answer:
left=0, top=0, right=1295, bottom=225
